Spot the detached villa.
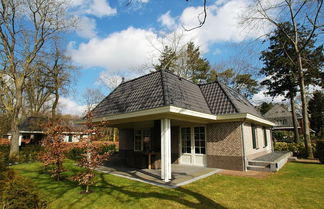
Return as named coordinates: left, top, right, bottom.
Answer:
left=91, top=70, right=289, bottom=183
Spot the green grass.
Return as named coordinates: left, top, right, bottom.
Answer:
left=12, top=161, right=324, bottom=209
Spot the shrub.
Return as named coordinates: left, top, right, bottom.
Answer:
left=274, top=142, right=317, bottom=158
left=0, top=170, right=47, bottom=209
left=316, top=141, right=324, bottom=164
left=66, top=143, right=116, bottom=161
left=66, top=147, right=85, bottom=161
left=20, top=145, right=43, bottom=163
left=0, top=145, right=43, bottom=165
left=97, top=144, right=117, bottom=155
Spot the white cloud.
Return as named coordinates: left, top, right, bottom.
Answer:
left=251, top=89, right=286, bottom=105
left=69, top=0, right=275, bottom=74
left=76, top=16, right=97, bottom=39
left=68, top=27, right=159, bottom=71
left=69, top=0, right=117, bottom=18
left=158, top=11, right=176, bottom=30
left=87, top=0, right=117, bottom=17
left=178, top=0, right=273, bottom=52
left=58, top=97, right=87, bottom=116
left=139, top=0, right=150, bottom=3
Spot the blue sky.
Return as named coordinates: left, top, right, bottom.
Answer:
left=58, top=0, right=284, bottom=115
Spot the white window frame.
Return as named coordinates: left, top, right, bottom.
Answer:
left=133, top=129, right=151, bottom=152
left=179, top=126, right=207, bottom=155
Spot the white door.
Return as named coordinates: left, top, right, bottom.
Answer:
left=179, top=127, right=207, bottom=167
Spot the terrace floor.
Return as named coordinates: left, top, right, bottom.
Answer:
left=97, top=162, right=221, bottom=188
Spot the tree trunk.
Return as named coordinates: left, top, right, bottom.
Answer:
left=290, top=94, right=300, bottom=143
left=297, top=54, right=314, bottom=159
left=9, top=84, right=23, bottom=161
left=52, top=90, right=59, bottom=119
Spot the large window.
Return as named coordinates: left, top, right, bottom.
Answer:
left=251, top=125, right=257, bottom=149
left=263, top=127, right=268, bottom=147
left=194, top=127, right=206, bottom=154
left=181, top=127, right=191, bottom=153
left=134, top=129, right=151, bottom=152
left=181, top=127, right=206, bottom=154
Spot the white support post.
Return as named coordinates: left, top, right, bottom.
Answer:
left=18, top=135, right=22, bottom=146
left=161, top=118, right=171, bottom=182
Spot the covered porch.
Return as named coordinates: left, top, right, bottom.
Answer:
left=115, top=117, right=211, bottom=183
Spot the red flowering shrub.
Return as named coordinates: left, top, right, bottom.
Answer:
left=72, top=113, right=111, bottom=193
left=38, top=121, right=69, bottom=181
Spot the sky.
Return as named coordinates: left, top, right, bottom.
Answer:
left=57, top=0, right=290, bottom=115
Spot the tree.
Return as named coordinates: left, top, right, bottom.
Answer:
left=207, top=68, right=259, bottom=99
left=82, top=88, right=105, bottom=113
left=243, top=0, right=323, bottom=158
left=154, top=42, right=211, bottom=84
left=309, top=91, right=324, bottom=137
left=233, top=74, right=259, bottom=98
left=154, top=46, right=178, bottom=72
left=72, top=114, right=111, bottom=193
left=260, top=22, right=323, bottom=144
left=39, top=121, right=68, bottom=181
left=259, top=102, right=274, bottom=115
left=0, top=0, right=75, bottom=160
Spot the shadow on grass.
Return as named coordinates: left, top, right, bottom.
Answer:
left=15, top=164, right=226, bottom=209
left=94, top=172, right=226, bottom=209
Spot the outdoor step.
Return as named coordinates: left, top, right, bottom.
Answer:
left=248, top=161, right=271, bottom=167
left=247, top=165, right=270, bottom=172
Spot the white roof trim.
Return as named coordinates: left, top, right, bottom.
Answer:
left=90, top=106, right=274, bottom=126
left=215, top=113, right=275, bottom=126
left=92, top=106, right=216, bottom=122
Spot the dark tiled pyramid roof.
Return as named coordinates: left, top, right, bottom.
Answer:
left=91, top=70, right=262, bottom=118
left=199, top=82, right=237, bottom=115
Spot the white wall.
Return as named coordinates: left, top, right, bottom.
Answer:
left=242, top=123, right=272, bottom=160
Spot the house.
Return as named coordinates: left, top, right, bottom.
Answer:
left=4, top=117, right=87, bottom=145
left=263, top=104, right=303, bottom=135
left=90, top=70, right=280, bottom=182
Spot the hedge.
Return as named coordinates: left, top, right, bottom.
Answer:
left=317, top=141, right=324, bottom=164
left=274, top=142, right=317, bottom=158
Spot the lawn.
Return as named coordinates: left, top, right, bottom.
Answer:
left=12, top=161, right=324, bottom=209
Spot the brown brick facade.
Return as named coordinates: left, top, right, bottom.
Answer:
left=207, top=122, right=244, bottom=170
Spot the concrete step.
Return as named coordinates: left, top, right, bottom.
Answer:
left=248, top=161, right=271, bottom=167
left=247, top=165, right=271, bottom=172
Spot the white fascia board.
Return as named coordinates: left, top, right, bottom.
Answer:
left=169, top=106, right=217, bottom=120
left=92, top=106, right=216, bottom=122
left=246, top=114, right=276, bottom=126
left=216, top=113, right=275, bottom=126
left=92, top=106, right=171, bottom=122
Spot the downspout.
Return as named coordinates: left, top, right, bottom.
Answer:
left=240, top=120, right=247, bottom=171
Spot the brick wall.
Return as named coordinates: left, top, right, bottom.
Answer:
left=206, top=122, right=244, bottom=170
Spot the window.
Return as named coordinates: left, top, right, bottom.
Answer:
left=134, top=129, right=151, bottom=152
left=251, top=125, right=257, bottom=149
left=194, top=127, right=206, bottom=154
left=134, top=130, right=142, bottom=151
left=181, top=127, right=191, bottom=153
left=263, top=127, right=268, bottom=147
left=181, top=127, right=206, bottom=154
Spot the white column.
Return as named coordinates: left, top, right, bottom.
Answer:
left=161, top=118, right=171, bottom=182
left=19, top=135, right=22, bottom=146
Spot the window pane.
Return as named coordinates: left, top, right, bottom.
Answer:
left=186, top=147, right=191, bottom=153
left=201, top=148, right=205, bottom=154
left=195, top=147, right=200, bottom=154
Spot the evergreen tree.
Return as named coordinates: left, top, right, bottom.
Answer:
left=154, top=42, right=210, bottom=84
left=309, top=91, right=324, bottom=137
left=207, top=68, right=259, bottom=99
left=260, top=22, right=323, bottom=145
left=154, top=46, right=178, bottom=71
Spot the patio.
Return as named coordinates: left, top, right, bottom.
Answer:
left=97, top=160, right=221, bottom=188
